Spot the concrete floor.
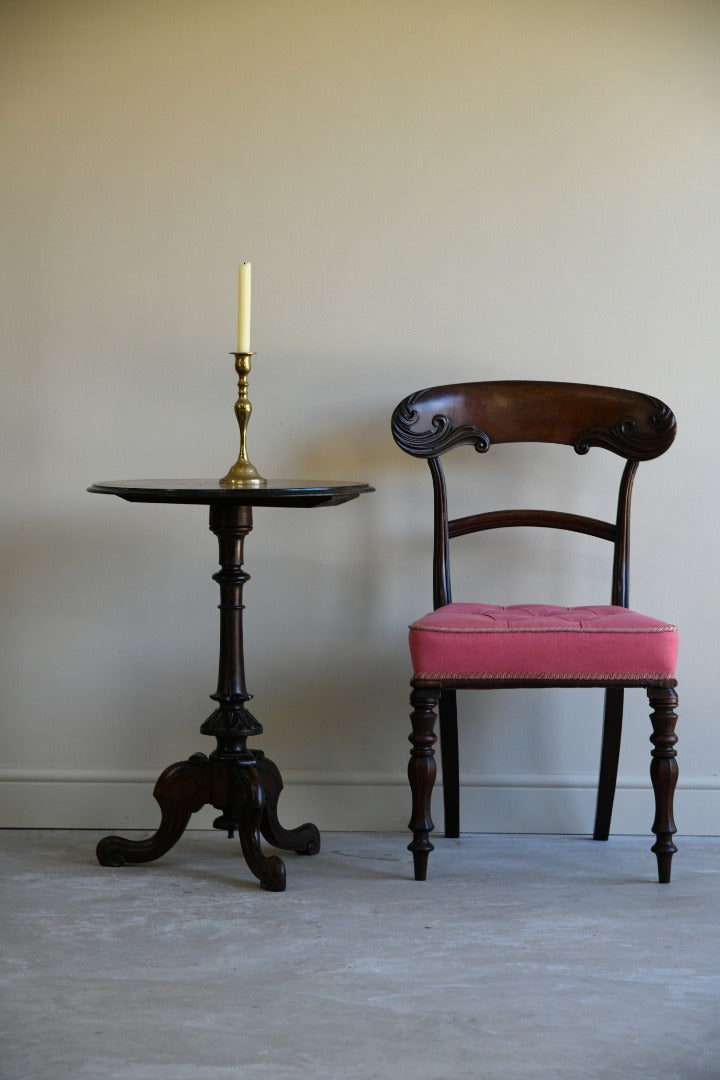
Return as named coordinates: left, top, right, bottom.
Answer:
left=1, top=830, right=719, bottom=1080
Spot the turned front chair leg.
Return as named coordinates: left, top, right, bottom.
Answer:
left=648, top=686, right=679, bottom=884
left=408, top=682, right=439, bottom=881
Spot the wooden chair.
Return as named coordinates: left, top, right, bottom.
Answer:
left=391, top=381, right=679, bottom=882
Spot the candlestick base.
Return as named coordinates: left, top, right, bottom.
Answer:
left=219, top=460, right=267, bottom=487
left=219, top=350, right=267, bottom=488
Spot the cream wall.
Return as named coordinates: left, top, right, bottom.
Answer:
left=2, top=0, right=719, bottom=838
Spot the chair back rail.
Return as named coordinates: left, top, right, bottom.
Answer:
left=391, top=381, right=676, bottom=611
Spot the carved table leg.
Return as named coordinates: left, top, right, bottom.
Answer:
left=202, top=753, right=286, bottom=891
left=407, top=682, right=439, bottom=881
left=234, top=762, right=287, bottom=891
left=648, top=685, right=679, bottom=884
left=256, top=751, right=321, bottom=855
left=97, top=753, right=209, bottom=866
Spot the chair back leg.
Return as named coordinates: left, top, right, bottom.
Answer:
left=593, top=686, right=624, bottom=840
left=439, top=689, right=460, bottom=837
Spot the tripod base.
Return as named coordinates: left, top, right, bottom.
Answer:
left=96, top=750, right=320, bottom=892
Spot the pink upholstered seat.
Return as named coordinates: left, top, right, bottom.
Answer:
left=410, top=603, right=678, bottom=682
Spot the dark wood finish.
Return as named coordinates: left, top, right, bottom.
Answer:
left=593, top=687, right=624, bottom=840
left=449, top=509, right=617, bottom=543
left=88, top=478, right=373, bottom=507
left=90, top=478, right=372, bottom=890
left=97, top=754, right=210, bottom=868
left=438, top=689, right=460, bottom=838
left=408, top=683, right=439, bottom=881
left=391, top=381, right=678, bottom=882
left=391, top=381, right=675, bottom=460
left=648, top=686, right=679, bottom=884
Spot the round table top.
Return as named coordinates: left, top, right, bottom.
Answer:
left=88, top=478, right=374, bottom=508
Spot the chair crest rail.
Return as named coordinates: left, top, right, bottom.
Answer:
left=391, top=381, right=676, bottom=461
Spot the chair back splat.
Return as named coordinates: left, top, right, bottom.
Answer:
left=390, top=380, right=679, bottom=884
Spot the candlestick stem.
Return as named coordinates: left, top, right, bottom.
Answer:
left=219, top=352, right=266, bottom=487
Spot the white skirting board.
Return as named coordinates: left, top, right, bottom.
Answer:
left=0, top=769, right=718, bottom=835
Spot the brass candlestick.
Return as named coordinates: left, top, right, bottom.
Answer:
left=219, top=351, right=267, bottom=487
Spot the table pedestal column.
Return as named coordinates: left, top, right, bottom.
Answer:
left=96, top=503, right=320, bottom=891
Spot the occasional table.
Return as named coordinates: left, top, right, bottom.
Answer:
left=88, top=478, right=374, bottom=891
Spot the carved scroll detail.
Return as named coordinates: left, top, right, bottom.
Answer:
left=391, top=394, right=490, bottom=458
left=574, top=398, right=676, bottom=460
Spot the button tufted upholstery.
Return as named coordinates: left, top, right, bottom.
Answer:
left=409, top=603, right=678, bottom=681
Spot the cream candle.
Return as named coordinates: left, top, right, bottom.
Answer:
left=237, top=262, right=251, bottom=353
